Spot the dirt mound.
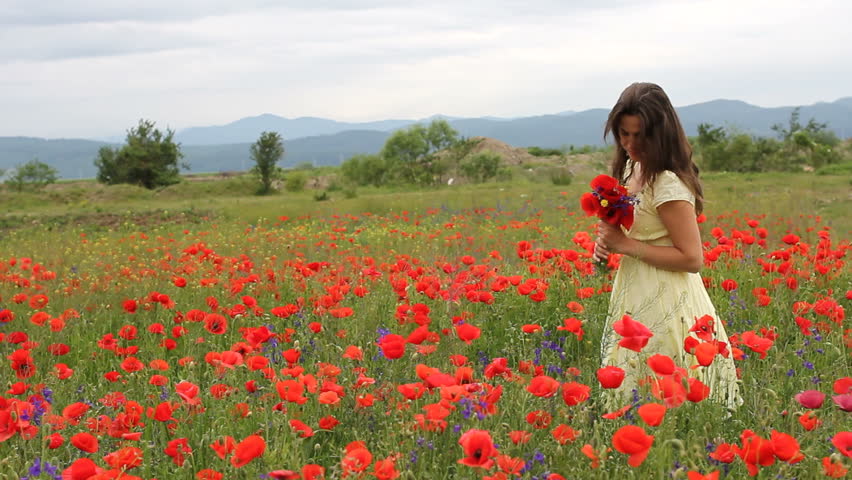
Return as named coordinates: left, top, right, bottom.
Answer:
left=465, top=137, right=606, bottom=175
left=467, top=136, right=545, bottom=165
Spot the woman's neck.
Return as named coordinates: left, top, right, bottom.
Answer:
left=627, top=159, right=644, bottom=194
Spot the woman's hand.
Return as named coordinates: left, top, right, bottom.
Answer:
left=596, top=221, right=632, bottom=261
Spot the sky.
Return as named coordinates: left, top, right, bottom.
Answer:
left=2, top=0, right=851, bottom=139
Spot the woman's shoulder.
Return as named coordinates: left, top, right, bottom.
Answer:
left=649, top=170, right=694, bottom=207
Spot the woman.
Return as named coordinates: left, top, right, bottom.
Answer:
left=594, top=82, right=741, bottom=410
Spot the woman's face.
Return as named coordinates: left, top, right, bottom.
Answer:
left=618, top=114, right=644, bottom=163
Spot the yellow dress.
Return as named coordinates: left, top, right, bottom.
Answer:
left=599, top=166, right=741, bottom=410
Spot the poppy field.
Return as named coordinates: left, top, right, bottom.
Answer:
left=0, top=184, right=850, bottom=479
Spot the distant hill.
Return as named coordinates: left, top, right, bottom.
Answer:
left=1, top=98, right=849, bottom=179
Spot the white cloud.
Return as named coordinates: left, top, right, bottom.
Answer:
left=1, top=0, right=849, bottom=138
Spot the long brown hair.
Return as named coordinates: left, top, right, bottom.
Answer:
left=604, top=82, right=704, bottom=214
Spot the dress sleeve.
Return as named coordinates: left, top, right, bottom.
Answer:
left=650, top=170, right=695, bottom=209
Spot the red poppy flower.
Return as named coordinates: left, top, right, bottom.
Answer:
left=211, top=436, right=236, bottom=459
left=561, top=382, right=591, bottom=406
left=8, top=349, right=36, bottom=379
left=342, top=345, right=364, bottom=361
left=378, top=334, right=406, bottom=359
left=737, top=331, right=774, bottom=358
left=527, top=375, right=560, bottom=398
left=525, top=410, right=552, bottom=429
left=62, top=458, right=103, bottom=480
left=121, top=299, right=138, bottom=314
left=822, top=456, right=849, bottom=477
left=372, top=456, right=400, bottom=480
left=48, top=432, right=64, bottom=449
left=231, top=434, right=266, bottom=467
left=104, top=446, right=144, bottom=470
left=276, top=380, right=308, bottom=405
left=646, top=354, right=675, bottom=376
left=798, top=411, right=821, bottom=431
left=782, top=234, right=800, bottom=245
left=457, top=429, right=497, bottom=469
left=522, top=324, right=542, bottom=333
left=455, top=323, right=481, bottom=344
left=341, top=441, right=373, bottom=475
left=709, top=443, right=736, bottom=463
left=495, top=454, right=524, bottom=476
left=556, top=317, right=584, bottom=340
left=196, top=469, right=224, bottom=480
left=301, top=464, right=325, bottom=480
left=686, top=378, right=710, bottom=403
left=613, top=315, right=654, bottom=352
left=53, top=363, right=74, bottom=379
left=120, top=357, right=145, bottom=373
left=28, top=294, right=49, bottom=309
left=551, top=424, right=581, bottom=444
left=770, top=430, right=804, bottom=464
left=289, top=419, right=314, bottom=438
left=581, top=444, right=600, bottom=468
left=836, top=377, right=852, bottom=394
left=509, top=430, right=532, bottom=445
left=204, top=313, right=227, bottom=335
left=692, top=341, right=718, bottom=366
left=63, top=402, right=90, bottom=424
left=42, top=343, right=67, bottom=358
left=637, top=403, right=667, bottom=427
left=612, top=425, right=654, bottom=467
left=602, top=403, right=632, bottom=419
left=735, top=430, right=775, bottom=476
left=596, top=366, right=625, bottom=389
left=833, top=432, right=852, bottom=458
left=71, top=432, right=99, bottom=453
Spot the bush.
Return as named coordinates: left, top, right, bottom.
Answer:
left=549, top=167, right=573, bottom=186
left=5, top=159, right=58, bottom=191
left=527, top=146, right=564, bottom=157
left=284, top=172, right=307, bottom=192
left=460, top=152, right=501, bottom=183
left=95, top=119, right=185, bottom=189
left=816, top=161, right=852, bottom=175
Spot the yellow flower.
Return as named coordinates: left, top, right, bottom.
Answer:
left=600, top=199, right=609, bottom=207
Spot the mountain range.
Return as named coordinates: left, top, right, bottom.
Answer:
left=2, top=98, right=850, bottom=179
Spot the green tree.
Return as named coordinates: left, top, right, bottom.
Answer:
left=95, top=119, right=185, bottom=189
left=340, top=154, right=389, bottom=187
left=772, top=109, right=841, bottom=169
left=695, top=123, right=729, bottom=171
left=460, top=152, right=501, bottom=183
left=382, top=119, right=459, bottom=186
left=5, top=158, right=58, bottom=191
left=250, top=131, right=285, bottom=194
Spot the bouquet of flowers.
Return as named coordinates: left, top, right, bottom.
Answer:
left=580, top=174, right=638, bottom=230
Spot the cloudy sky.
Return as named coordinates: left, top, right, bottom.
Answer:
left=2, top=0, right=850, bottom=139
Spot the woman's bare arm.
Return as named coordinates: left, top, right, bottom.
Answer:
left=596, top=200, right=703, bottom=273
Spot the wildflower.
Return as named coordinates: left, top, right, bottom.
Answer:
left=612, top=425, right=654, bottom=467
left=637, top=403, right=667, bottom=427
left=613, top=315, right=654, bottom=352
left=596, top=366, right=625, bottom=389
left=231, top=434, right=266, bottom=467
left=457, top=429, right=497, bottom=469
left=794, top=389, right=825, bottom=409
